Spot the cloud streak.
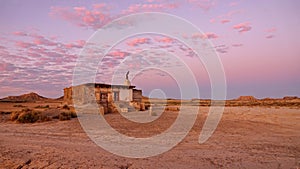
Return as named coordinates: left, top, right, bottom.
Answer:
left=233, top=22, right=252, bottom=33
left=192, top=32, right=219, bottom=39
left=126, top=37, right=151, bottom=46
left=50, top=4, right=112, bottom=30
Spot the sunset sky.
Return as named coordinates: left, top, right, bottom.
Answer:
left=0, top=0, right=299, bottom=99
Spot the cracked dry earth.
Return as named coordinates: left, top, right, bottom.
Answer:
left=0, top=106, right=299, bottom=169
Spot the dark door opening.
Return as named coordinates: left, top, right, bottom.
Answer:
left=113, top=91, right=119, bottom=101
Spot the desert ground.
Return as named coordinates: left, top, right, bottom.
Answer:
left=0, top=99, right=300, bottom=169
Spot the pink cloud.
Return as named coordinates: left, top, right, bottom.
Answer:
left=155, top=37, right=174, bottom=43
left=210, top=9, right=243, bottom=25
left=229, top=2, right=238, bottom=7
left=93, top=3, right=107, bottom=9
left=265, top=35, right=275, bottom=39
left=0, top=63, right=8, bottom=71
left=15, top=41, right=34, bottom=48
left=123, top=3, right=178, bottom=14
left=50, top=4, right=111, bottom=30
left=33, top=36, right=57, bottom=46
left=266, top=27, right=277, bottom=33
left=203, top=32, right=218, bottom=39
left=107, top=51, right=130, bottom=58
left=225, top=10, right=243, bottom=18
left=188, top=0, right=216, bottom=11
left=232, top=43, right=243, bottom=47
left=0, top=61, right=16, bottom=72
left=215, top=45, right=229, bottom=53
left=265, top=28, right=276, bottom=39
left=220, top=19, right=230, bottom=24
left=233, top=22, right=252, bottom=33
left=13, top=31, right=86, bottom=52
left=64, top=40, right=85, bottom=49
left=192, top=32, right=218, bottom=39
left=0, top=45, right=6, bottom=50
left=209, top=18, right=216, bottom=23
left=27, top=46, right=47, bottom=54
left=13, top=31, right=28, bottom=36
left=27, top=51, right=41, bottom=58
left=64, top=43, right=82, bottom=49
left=127, top=37, right=150, bottom=46
left=76, top=40, right=86, bottom=47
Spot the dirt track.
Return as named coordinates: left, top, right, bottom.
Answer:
left=0, top=106, right=299, bottom=168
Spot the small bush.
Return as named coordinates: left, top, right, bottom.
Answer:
left=1, top=111, right=12, bottom=115
left=59, top=111, right=77, bottom=121
left=165, top=106, right=180, bottom=111
left=38, top=114, right=52, bottom=122
left=62, top=104, right=70, bottom=110
left=10, top=111, right=20, bottom=121
left=52, top=115, right=59, bottom=119
left=10, top=108, right=51, bottom=123
left=34, top=105, right=50, bottom=109
left=13, top=104, right=26, bottom=107
left=59, top=112, right=71, bottom=121
left=17, top=111, right=40, bottom=123
left=70, top=112, right=77, bottom=118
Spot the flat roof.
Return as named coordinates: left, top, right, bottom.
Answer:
left=70, top=83, right=136, bottom=89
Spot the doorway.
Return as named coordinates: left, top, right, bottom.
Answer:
left=113, top=91, right=119, bottom=101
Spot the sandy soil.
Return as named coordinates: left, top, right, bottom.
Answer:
left=0, top=104, right=299, bottom=169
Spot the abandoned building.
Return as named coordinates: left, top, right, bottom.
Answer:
left=63, top=72, right=144, bottom=114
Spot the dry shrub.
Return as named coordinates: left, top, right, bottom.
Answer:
left=13, top=104, right=26, bottom=107
left=17, top=111, right=40, bottom=123
left=62, top=104, right=70, bottom=110
left=59, top=111, right=77, bottom=121
left=1, top=111, right=12, bottom=115
left=10, top=111, right=20, bottom=121
left=165, top=106, right=180, bottom=111
left=10, top=108, right=51, bottom=123
left=34, top=105, right=50, bottom=109
left=9, top=107, right=77, bottom=123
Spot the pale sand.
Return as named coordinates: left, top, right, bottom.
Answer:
left=0, top=106, right=299, bottom=168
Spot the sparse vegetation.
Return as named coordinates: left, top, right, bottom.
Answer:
left=10, top=108, right=51, bottom=123
left=165, top=106, right=180, bottom=111
left=0, top=111, right=12, bottom=115
left=62, top=104, right=70, bottom=110
left=17, top=111, right=40, bottom=123
left=13, top=104, right=26, bottom=108
left=59, top=111, right=77, bottom=121
left=9, top=108, right=77, bottom=123
left=10, top=111, right=20, bottom=121
left=34, top=105, right=50, bottom=109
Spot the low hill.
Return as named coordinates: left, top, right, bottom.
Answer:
left=0, top=92, right=50, bottom=102
left=283, top=96, right=298, bottom=100
left=236, top=96, right=258, bottom=102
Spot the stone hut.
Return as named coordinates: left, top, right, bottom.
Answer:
left=63, top=83, right=144, bottom=114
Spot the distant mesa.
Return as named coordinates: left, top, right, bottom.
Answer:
left=261, top=97, right=274, bottom=100
left=236, top=96, right=257, bottom=101
left=0, top=92, right=50, bottom=102
left=282, top=96, right=298, bottom=100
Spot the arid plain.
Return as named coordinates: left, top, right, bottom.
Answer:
left=0, top=93, right=299, bottom=169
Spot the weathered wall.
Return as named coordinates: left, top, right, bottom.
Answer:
left=63, top=84, right=142, bottom=113
left=112, top=88, right=133, bottom=101
left=133, top=89, right=142, bottom=102
left=119, top=88, right=132, bottom=101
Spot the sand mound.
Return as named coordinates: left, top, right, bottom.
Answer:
left=0, top=92, right=49, bottom=102
left=236, top=96, right=257, bottom=101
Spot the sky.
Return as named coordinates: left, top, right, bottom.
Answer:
left=0, top=0, right=299, bottom=99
